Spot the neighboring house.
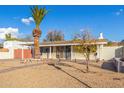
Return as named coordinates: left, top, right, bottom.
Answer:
left=0, top=41, right=33, bottom=59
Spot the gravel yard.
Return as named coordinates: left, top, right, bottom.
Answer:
left=0, top=59, right=124, bottom=88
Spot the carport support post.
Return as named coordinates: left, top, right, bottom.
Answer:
left=97, top=44, right=103, bottom=61
left=71, top=45, right=73, bottom=61
left=49, top=46, right=52, bottom=59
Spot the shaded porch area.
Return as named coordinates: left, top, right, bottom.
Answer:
left=40, top=46, right=72, bottom=60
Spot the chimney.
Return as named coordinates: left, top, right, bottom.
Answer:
left=98, top=32, right=104, bottom=39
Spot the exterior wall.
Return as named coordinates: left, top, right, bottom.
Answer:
left=41, top=51, right=95, bottom=60
left=51, top=46, right=57, bottom=59
left=42, top=53, right=48, bottom=59
left=41, top=46, right=96, bottom=60
left=0, top=48, right=14, bottom=59
left=72, top=52, right=95, bottom=60
left=41, top=45, right=124, bottom=61
left=71, top=46, right=96, bottom=60
left=41, top=46, right=57, bottom=59
left=97, top=45, right=103, bottom=60
left=42, top=52, right=57, bottom=59
left=98, top=46, right=124, bottom=60
left=51, top=53, right=57, bottom=59
left=51, top=47, right=56, bottom=59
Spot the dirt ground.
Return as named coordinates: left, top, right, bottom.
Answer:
left=0, top=59, right=124, bottom=88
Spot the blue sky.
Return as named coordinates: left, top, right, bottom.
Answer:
left=0, top=5, right=124, bottom=42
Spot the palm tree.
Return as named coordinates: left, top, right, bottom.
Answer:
left=31, top=6, right=48, bottom=59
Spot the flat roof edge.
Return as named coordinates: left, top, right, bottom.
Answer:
left=40, top=42, right=107, bottom=47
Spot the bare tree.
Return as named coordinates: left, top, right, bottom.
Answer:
left=73, top=29, right=97, bottom=72
left=44, top=30, right=64, bottom=42
left=21, top=34, right=34, bottom=42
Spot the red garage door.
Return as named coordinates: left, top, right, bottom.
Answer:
left=14, top=49, right=32, bottom=59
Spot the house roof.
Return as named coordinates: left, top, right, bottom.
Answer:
left=105, top=42, right=124, bottom=46
left=20, top=39, right=107, bottom=47
left=39, top=39, right=108, bottom=47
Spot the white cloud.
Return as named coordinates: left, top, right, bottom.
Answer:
left=21, top=17, right=34, bottom=25
left=29, top=17, right=34, bottom=21
left=0, top=27, right=20, bottom=40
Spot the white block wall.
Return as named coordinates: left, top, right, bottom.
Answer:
left=98, top=46, right=124, bottom=60
left=0, top=48, right=14, bottom=59
left=72, top=52, right=95, bottom=60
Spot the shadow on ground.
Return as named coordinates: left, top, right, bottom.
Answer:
left=56, top=62, right=86, bottom=73
left=64, top=59, right=117, bottom=72
left=101, top=60, right=116, bottom=72
left=48, top=63, right=91, bottom=88
left=0, top=63, right=43, bottom=74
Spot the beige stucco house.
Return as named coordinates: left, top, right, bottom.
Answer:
left=39, top=39, right=108, bottom=60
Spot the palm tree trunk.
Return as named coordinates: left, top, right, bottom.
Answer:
left=34, top=36, right=41, bottom=59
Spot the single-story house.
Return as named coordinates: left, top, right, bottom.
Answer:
left=0, top=39, right=107, bottom=60
left=39, top=39, right=107, bottom=60
left=0, top=33, right=124, bottom=60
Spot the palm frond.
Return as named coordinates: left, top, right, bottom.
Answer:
left=31, top=6, right=48, bottom=27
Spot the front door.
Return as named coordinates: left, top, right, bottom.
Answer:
left=56, top=46, right=64, bottom=59
left=65, top=46, right=71, bottom=60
